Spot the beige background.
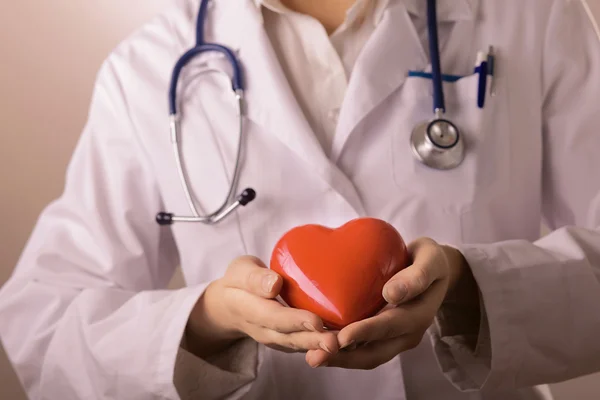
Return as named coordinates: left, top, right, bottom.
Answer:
left=1, top=1, right=599, bottom=399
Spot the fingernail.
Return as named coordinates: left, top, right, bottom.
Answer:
left=340, top=340, right=355, bottom=350
left=263, top=275, right=278, bottom=293
left=303, top=322, right=317, bottom=332
left=319, top=342, right=332, bottom=354
left=384, top=282, right=407, bottom=304
left=313, top=361, right=329, bottom=368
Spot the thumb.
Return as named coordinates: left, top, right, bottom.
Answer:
left=382, top=238, right=444, bottom=305
left=225, top=256, right=282, bottom=298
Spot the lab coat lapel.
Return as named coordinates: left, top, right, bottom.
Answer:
left=234, top=1, right=367, bottom=216
left=330, top=0, right=479, bottom=163
left=331, top=2, right=427, bottom=163
left=404, top=0, right=479, bottom=22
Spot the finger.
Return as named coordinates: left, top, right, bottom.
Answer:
left=225, top=256, right=282, bottom=299
left=257, top=327, right=339, bottom=354
left=383, top=238, right=447, bottom=305
left=304, top=339, right=367, bottom=368
left=305, top=348, right=331, bottom=368
left=338, top=283, right=447, bottom=346
left=304, top=331, right=362, bottom=367
left=227, top=288, right=324, bottom=333
left=324, top=335, right=423, bottom=370
left=267, top=344, right=298, bottom=354
left=336, top=307, right=410, bottom=347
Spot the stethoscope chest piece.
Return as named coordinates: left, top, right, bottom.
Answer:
left=408, top=0, right=467, bottom=171
left=410, top=116, right=465, bottom=170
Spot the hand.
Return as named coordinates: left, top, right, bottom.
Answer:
left=305, top=238, right=469, bottom=369
left=186, top=256, right=339, bottom=359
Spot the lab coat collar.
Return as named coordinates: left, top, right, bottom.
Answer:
left=254, top=0, right=383, bottom=29
left=234, top=0, right=368, bottom=217
left=253, top=0, right=289, bottom=14
left=251, top=0, right=479, bottom=22
left=403, top=0, right=479, bottom=21
left=329, top=0, right=478, bottom=161
left=331, top=2, right=425, bottom=161
left=185, top=0, right=477, bottom=212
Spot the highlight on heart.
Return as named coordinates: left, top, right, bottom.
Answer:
left=269, top=217, right=410, bottom=330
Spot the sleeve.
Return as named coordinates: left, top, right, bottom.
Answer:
left=175, top=336, right=259, bottom=399
left=0, top=58, right=257, bottom=400
left=429, top=0, right=600, bottom=391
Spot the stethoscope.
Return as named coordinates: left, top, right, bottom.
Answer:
left=410, top=0, right=464, bottom=170
left=156, top=0, right=464, bottom=226
left=156, top=0, right=255, bottom=226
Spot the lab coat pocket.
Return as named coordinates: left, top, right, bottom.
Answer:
left=391, top=73, right=510, bottom=212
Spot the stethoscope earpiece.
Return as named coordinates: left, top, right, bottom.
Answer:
left=238, top=188, right=257, bottom=206
left=157, top=187, right=257, bottom=226
left=156, top=212, right=174, bottom=226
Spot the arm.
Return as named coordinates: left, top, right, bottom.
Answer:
left=0, top=60, right=249, bottom=400
left=431, top=0, right=600, bottom=390
left=0, top=57, right=338, bottom=400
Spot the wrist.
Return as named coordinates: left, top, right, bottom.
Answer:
left=185, top=282, right=246, bottom=358
left=441, top=245, right=469, bottom=292
left=440, top=245, right=480, bottom=306
left=437, top=245, right=482, bottom=347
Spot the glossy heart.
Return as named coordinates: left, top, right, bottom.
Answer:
left=270, top=218, right=409, bottom=330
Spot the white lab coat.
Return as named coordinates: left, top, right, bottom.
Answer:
left=1, top=0, right=600, bottom=399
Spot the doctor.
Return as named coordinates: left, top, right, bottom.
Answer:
left=1, top=0, right=600, bottom=399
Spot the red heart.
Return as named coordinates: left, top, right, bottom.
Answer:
left=270, top=218, right=409, bottom=330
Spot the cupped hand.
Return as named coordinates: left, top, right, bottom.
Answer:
left=304, top=238, right=468, bottom=369
left=187, top=256, right=339, bottom=358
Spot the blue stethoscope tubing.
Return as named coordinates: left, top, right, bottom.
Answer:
left=427, top=0, right=445, bottom=114
left=168, top=0, right=244, bottom=115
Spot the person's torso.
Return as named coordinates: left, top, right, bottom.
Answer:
left=106, top=0, right=557, bottom=398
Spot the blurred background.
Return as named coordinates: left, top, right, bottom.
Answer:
left=1, top=1, right=599, bottom=399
